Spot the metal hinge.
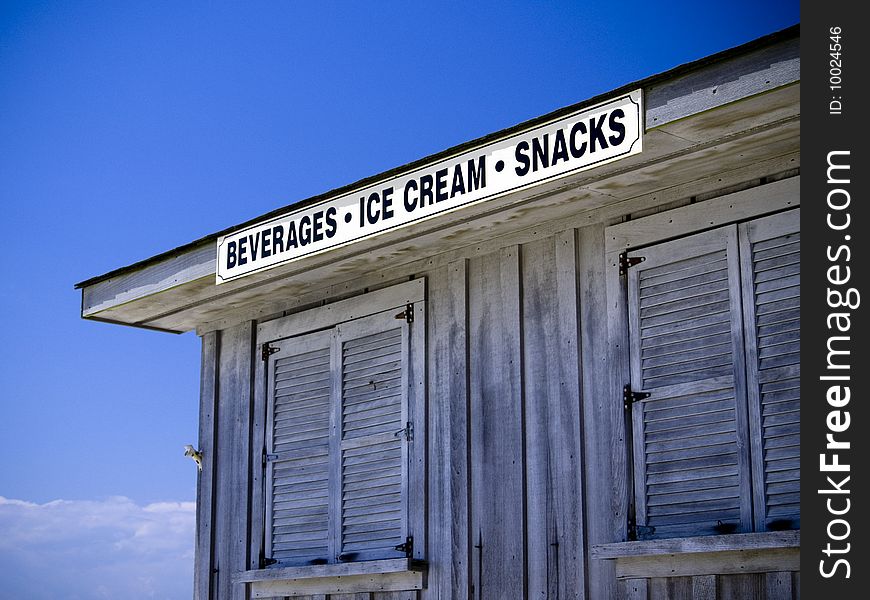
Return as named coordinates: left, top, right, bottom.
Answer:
left=618, top=252, right=645, bottom=276
left=627, top=518, right=656, bottom=541
left=262, top=557, right=277, bottom=567
left=395, top=303, right=415, bottom=323
left=262, top=452, right=278, bottom=465
left=261, top=342, right=280, bottom=361
left=395, top=536, right=413, bottom=557
left=394, top=421, right=414, bottom=442
left=623, top=384, right=651, bottom=410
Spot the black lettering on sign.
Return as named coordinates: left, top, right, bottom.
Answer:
left=420, top=174, right=434, bottom=206
left=515, top=141, right=530, bottom=176
left=608, top=108, right=626, bottom=146
left=311, top=210, right=323, bottom=242
left=435, top=169, right=449, bottom=203
left=226, top=241, right=237, bottom=269
left=299, top=215, right=312, bottom=245
left=468, top=156, right=486, bottom=190
left=552, top=129, right=569, bottom=165
left=325, top=207, right=337, bottom=238
left=404, top=179, right=418, bottom=212
left=367, top=193, right=380, bottom=225
left=570, top=121, right=587, bottom=158
left=382, top=187, right=394, bottom=219
left=286, top=221, right=299, bottom=249
left=588, top=114, right=608, bottom=152
left=262, top=227, right=272, bottom=258
left=273, top=225, right=285, bottom=253
left=238, top=236, right=248, bottom=266
left=451, top=164, right=465, bottom=197
left=532, top=134, right=549, bottom=172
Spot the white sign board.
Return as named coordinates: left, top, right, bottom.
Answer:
left=217, top=90, right=642, bottom=283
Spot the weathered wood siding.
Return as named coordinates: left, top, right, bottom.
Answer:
left=617, top=572, right=800, bottom=600
left=196, top=175, right=800, bottom=600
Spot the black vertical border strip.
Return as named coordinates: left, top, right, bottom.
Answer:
left=802, top=5, right=869, bottom=597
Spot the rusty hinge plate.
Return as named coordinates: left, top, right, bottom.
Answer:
left=623, top=384, right=651, bottom=410
left=395, top=535, right=413, bottom=557
left=627, top=519, right=656, bottom=541
left=394, top=421, right=414, bottom=442
left=262, top=343, right=280, bottom=361
left=619, top=252, right=646, bottom=276
left=395, top=303, right=415, bottom=323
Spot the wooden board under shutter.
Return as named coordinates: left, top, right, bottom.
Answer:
left=266, top=329, right=335, bottom=566
left=335, top=310, right=410, bottom=562
left=626, top=226, right=753, bottom=539
left=739, top=208, right=800, bottom=531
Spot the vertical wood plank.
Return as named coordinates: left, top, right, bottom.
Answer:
left=195, top=332, right=218, bottom=600
left=584, top=224, right=618, bottom=599
left=692, top=575, right=717, bottom=600
left=426, top=264, right=449, bottom=600
left=446, top=261, right=471, bottom=598
left=553, top=229, right=587, bottom=600
left=427, top=261, right=471, bottom=600
left=469, top=247, right=526, bottom=600
left=619, top=578, right=648, bottom=600
left=522, top=233, right=585, bottom=599
left=647, top=578, right=668, bottom=600
left=214, top=322, right=255, bottom=600
left=409, top=291, right=428, bottom=565
left=250, top=335, right=266, bottom=572
left=765, top=572, right=795, bottom=600
left=648, top=577, right=693, bottom=600
left=521, top=238, right=557, bottom=599
left=718, top=573, right=763, bottom=599
left=373, top=592, right=418, bottom=600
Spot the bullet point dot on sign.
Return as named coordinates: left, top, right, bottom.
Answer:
left=495, top=160, right=505, bottom=172
left=845, top=235, right=851, bottom=241
left=344, top=212, right=352, bottom=223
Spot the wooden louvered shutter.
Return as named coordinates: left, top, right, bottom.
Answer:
left=265, top=330, right=334, bottom=565
left=627, top=226, right=753, bottom=539
left=333, top=310, right=409, bottom=561
left=740, top=209, right=800, bottom=531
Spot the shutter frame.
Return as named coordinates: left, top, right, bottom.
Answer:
left=627, top=226, right=753, bottom=539
left=740, top=209, right=801, bottom=531
left=334, top=310, right=411, bottom=562
left=265, top=329, right=334, bottom=566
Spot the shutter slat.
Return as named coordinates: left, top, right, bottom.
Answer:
left=640, top=268, right=729, bottom=298
left=645, top=419, right=737, bottom=443
left=754, top=262, right=799, bottom=283
left=648, top=474, right=739, bottom=496
left=639, top=251, right=727, bottom=281
left=644, top=398, right=737, bottom=422
left=646, top=431, right=737, bottom=454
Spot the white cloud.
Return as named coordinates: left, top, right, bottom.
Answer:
left=0, top=496, right=194, bottom=600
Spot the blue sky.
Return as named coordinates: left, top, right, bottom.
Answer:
left=0, top=1, right=798, bottom=597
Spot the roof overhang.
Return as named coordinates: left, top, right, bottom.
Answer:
left=76, top=26, right=799, bottom=334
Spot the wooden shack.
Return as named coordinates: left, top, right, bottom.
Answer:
left=76, top=26, right=801, bottom=600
